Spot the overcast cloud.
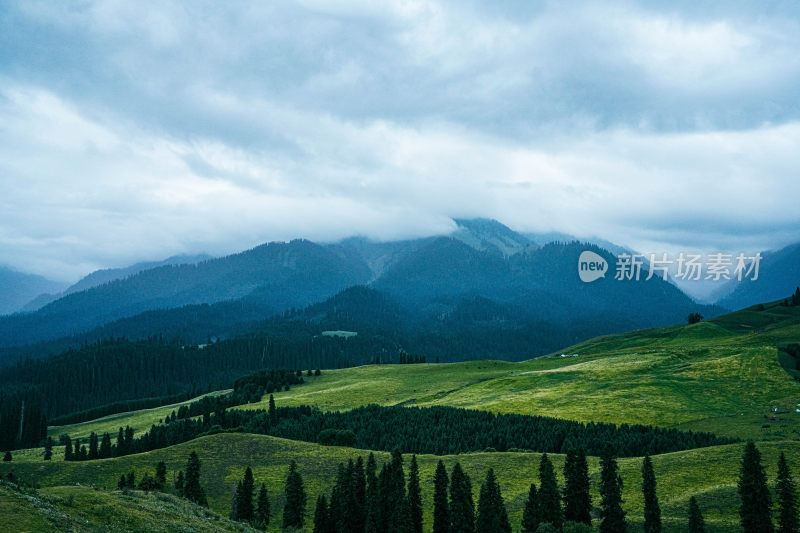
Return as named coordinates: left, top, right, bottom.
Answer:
left=1, top=1, right=799, bottom=281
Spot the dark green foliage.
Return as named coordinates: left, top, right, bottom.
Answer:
left=43, top=436, right=53, bottom=460
left=237, top=466, right=255, bottom=521
left=350, top=457, right=367, bottom=533
left=739, top=442, right=773, bottom=533
left=155, top=461, right=167, bottom=489
left=777, top=452, right=798, bottom=533
left=268, top=394, right=276, bottom=421
left=117, top=474, right=126, bottom=490
left=2, top=451, right=11, bottom=462
left=563, top=448, right=592, bottom=525
left=174, top=470, right=185, bottom=496
left=599, top=446, right=626, bottom=533
left=229, top=482, right=241, bottom=522
left=99, top=433, right=112, bottom=458
left=476, top=468, right=511, bottom=533
left=255, top=483, right=270, bottom=529
left=688, top=496, right=706, bottom=533
left=537, top=453, right=562, bottom=530
left=433, top=460, right=449, bottom=533
left=366, top=453, right=380, bottom=533
left=449, top=462, right=475, bottom=533
left=688, top=312, right=704, bottom=324
left=50, top=390, right=197, bottom=426
left=329, top=463, right=348, bottom=532
left=88, top=432, right=99, bottom=460
left=642, top=455, right=661, bottom=533
left=183, top=451, right=208, bottom=507
left=792, top=287, right=800, bottom=306
left=138, top=473, right=160, bottom=492
left=64, top=436, right=72, bottom=461
left=0, top=399, right=46, bottom=451
left=102, top=402, right=734, bottom=462
left=521, top=484, right=539, bottom=533
left=314, top=494, right=332, bottom=533
left=126, top=471, right=135, bottom=489
left=283, top=460, right=306, bottom=529
left=408, top=455, right=423, bottom=533
left=535, top=524, right=558, bottom=533
left=318, top=428, right=357, bottom=447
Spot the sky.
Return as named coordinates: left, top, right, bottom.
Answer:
left=1, top=0, right=799, bottom=283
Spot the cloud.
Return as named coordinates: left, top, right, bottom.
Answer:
left=0, top=1, right=798, bottom=280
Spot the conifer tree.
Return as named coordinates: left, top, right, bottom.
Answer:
left=599, top=446, right=626, bottom=533
left=330, top=463, right=348, bottom=532
left=739, top=442, right=773, bottom=533
left=184, top=451, right=208, bottom=507
left=268, top=394, right=276, bottom=421
left=642, top=455, right=661, bottom=533
left=2, top=451, right=11, bottom=462
left=126, top=471, right=135, bottom=488
left=449, top=462, right=475, bottom=533
left=476, top=468, right=511, bottom=533
left=99, top=433, right=112, bottom=458
left=350, top=456, right=367, bottom=533
left=365, top=453, right=381, bottom=533
left=174, top=470, right=185, bottom=496
left=688, top=496, right=706, bottom=533
left=230, top=482, right=241, bottom=521
left=564, top=448, right=592, bottom=525
left=43, top=436, right=53, bottom=461
left=237, top=466, right=255, bottom=521
left=88, top=432, right=99, bottom=460
left=283, top=460, right=306, bottom=529
left=64, top=435, right=73, bottom=461
left=776, top=452, right=798, bottom=533
left=255, top=483, right=270, bottom=529
left=117, top=474, right=127, bottom=490
left=433, top=460, right=450, bottom=533
left=313, top=494, right=331, bottom=533
left=521, top=483, right=539, bottom=533
left=408, top=455, right=423, bottom=533
left=538, top=453, right=563, bottom=530
left=155, top=461, right=167, bottom=489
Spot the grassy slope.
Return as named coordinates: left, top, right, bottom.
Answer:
left=0, top=481, right=255, bottom=533
left=52, top=303, right=800, bottom=442
left=3, top=433, right=799, bottom=533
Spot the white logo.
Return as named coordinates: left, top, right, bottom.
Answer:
left=578, top=251, right=607, bottom=283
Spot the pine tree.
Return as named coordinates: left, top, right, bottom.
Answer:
left=599, top=446, right=626, bottom=533
left=237, top=466, right=255, bottom=521
left=563, top=448, right=592, bottom=525
left=537, top=453, right=563, bottom=530
left=739, top=442, right=773, bottom=533
left=118, top=474, right=127, bottom=490
left=476, top=468, right=511, bottom=533
left=126, top=471, right=135, bottom=488
left=642, top=455, right=661, bottom=533
left=433, top=460, right=450, bottom=533
left=155, top=461, right=167, bottom=489
left=365, top=453, right=381, bottom=533
left=64, top=436, right=73, bottom=461
left=2, top=451, right=11, bottom=462
left=521, top=483, right=539, bottom=533
left=283, top=460, right=307, bottom=529
left=88, top=432, right=99, bottom=460
left=43, top=436, right=53, bottom=461
left=350, top=456, right=367, bottom=533
left=230, top=482, right=241, bottom=521
left=330, top=463, right=349, bottom=532
left=408, top=455, right=423, bottom=533
left=776, top=452, right=799, bottom=533
left=174, top=470, right=185, bottom=496
left=184, top=451, right=208, bottom=507
left=688, top=496, right=706, bottom=533
left=255, top=483, right=271, bottom=529
left=268, top=394, right=276, bottom=420
left=116, top=427, right=125, bottom=456
left=449, top=462, right=475, bottom=533
left=314, top=494, right=331, bottom=533
left=99, top=433, right=112, bottom=458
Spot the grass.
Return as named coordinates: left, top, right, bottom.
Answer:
left=0, top=480, right=256, bottom=532
left=2, top=433, right=798, bottom=532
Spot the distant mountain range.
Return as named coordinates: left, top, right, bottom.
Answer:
left=0, top=267, right=66, bottom=316
left=0, top=218, right=795, bottom=363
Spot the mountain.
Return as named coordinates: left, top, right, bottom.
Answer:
left=18, top=254, right=213, bottom=312
left=0, top=267, right=66, bottom=316
left=718, top=241, right=800, bottom=310
left=0, top=240, right=371, bottom=348
left=451, top=217, right=535, bottom=256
